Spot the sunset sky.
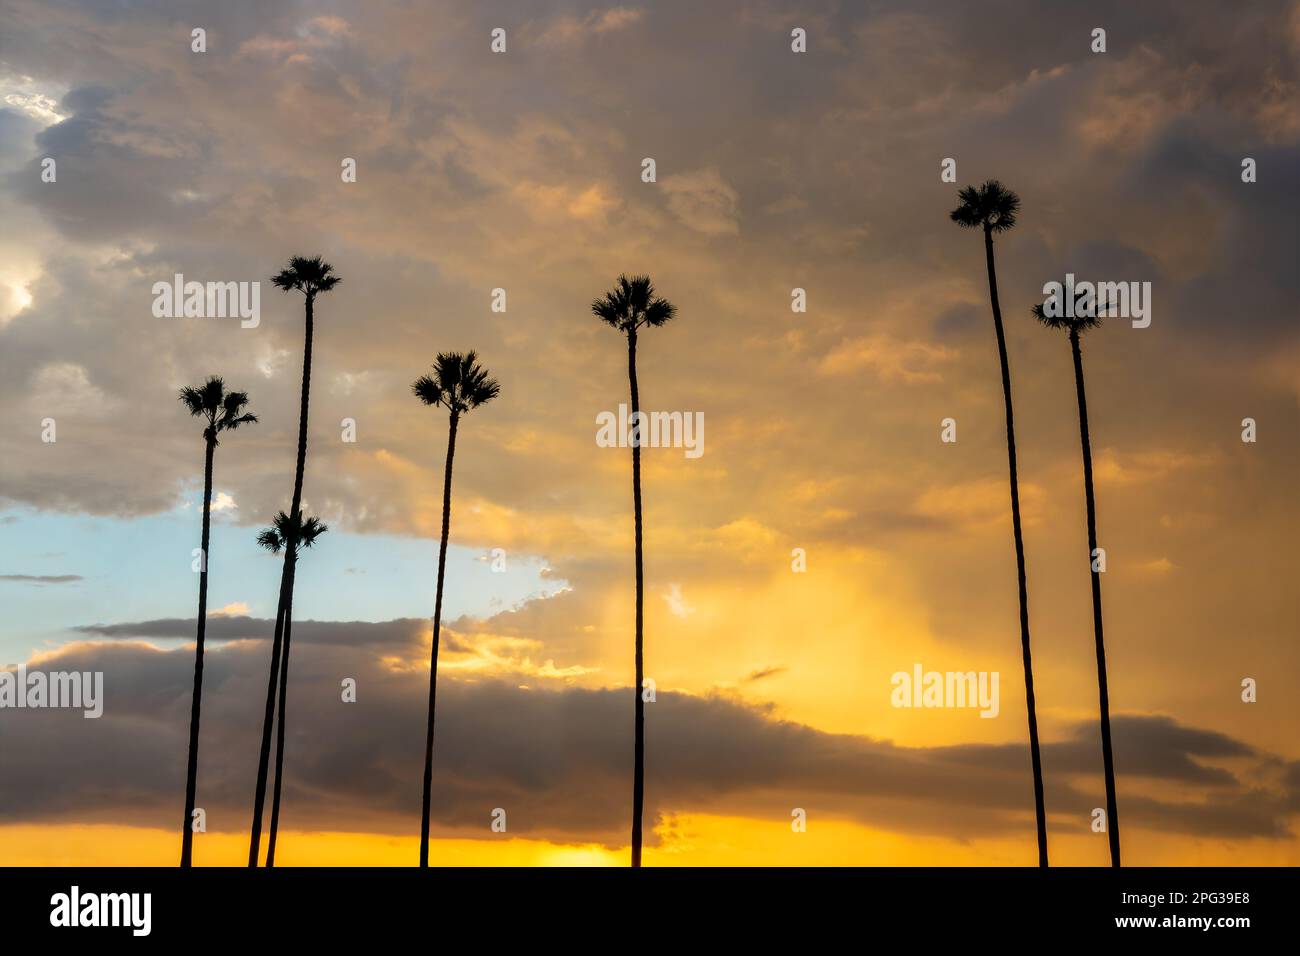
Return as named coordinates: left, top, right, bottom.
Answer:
left=0, top=0, right=1297, bottom=866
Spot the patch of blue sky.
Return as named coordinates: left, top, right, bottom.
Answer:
left=0, top=504, right=566, bottom=664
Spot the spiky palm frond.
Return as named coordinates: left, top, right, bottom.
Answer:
left=179, top=376, right=258, bottom=443
left=257, top=511, right=328, bottom=556
left=411, top=375, right=443, bottom=408
left=179, top=376, right=225, bottom=418
left=592, top=274, right=677, bottom=333
left=271, top=255, right=342, bottom=298
left=217, top=390, right=258, bottom=431
left=1031, top=302, right=1103, bottom=334
left=297, top=515, right=327, bottom=548
left=411, top=350, right=500, bottom=414
left=950, top=180, right=1021, bottom=233
left=256, top=525, right=285, bottom=555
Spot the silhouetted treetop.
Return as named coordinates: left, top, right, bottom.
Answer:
left=1031, top=302, right=1102, bottom=335
left=271, top=255, right=342, bottom=298
left=412, top=351, right=500, bottom=413
left=256, top=512, right=327, bottom=556
left=178, top=376, right=258, bottom=444
left=592, top=274, right=676, bottom=333
left=950, top=181, right=1020, bottom=233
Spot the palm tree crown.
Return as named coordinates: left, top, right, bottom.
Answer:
left=256, top=512, right=327, bottom=557
left=178, top=376, right=258, bottom=444
left=1031, top=302, right=1103, bottom=335
left=270, top=255, right=342, bottom=299
left=950, top=180, right=1021, bottom=233
left=591, top=274, right=677, bottom=334
left=412, top=351, right=500, bottom=413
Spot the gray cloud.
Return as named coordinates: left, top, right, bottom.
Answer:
left=0, top=574, right=83, bottom=584
left=74, top=615, right=425, bottom=647
left=0, top=627, right=1292, bottom=844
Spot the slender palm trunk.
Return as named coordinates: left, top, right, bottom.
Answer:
left=250, top=293, right=315, bottom=866
left=266, top=553, right=299, bottom=868
left=983, top=226, right=1049, bottom=867
left=1070, top=332, right=1121, bottom=867
left=627, top=329, right=645, bottom=868
left=180, top=435, right=216, bottom=867
left=419, top=409, right=459, bottom=867
left=249, top=580, right=290, bottom=865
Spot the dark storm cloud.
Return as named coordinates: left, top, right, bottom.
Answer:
left=0, top=632, right=1291, bottom=843
left=7, top=86, right=213, bottom=241
left=0, top=109, right=42, bottom=167
left=943, top=714, right=1255, bottom=788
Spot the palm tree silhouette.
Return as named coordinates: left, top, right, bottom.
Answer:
left=411, top=351, right=500, bottom=867
left=950, top=182, right=1049, bottom=866
left=591, top=274, right=676, bottom=867
left=249, top=255, right=341, bottom=867
left=1032, top=300, right=1121, bottom=866
left=255, top=511, right=328, bottom=868
left=177, top=376, right=257, bottom=868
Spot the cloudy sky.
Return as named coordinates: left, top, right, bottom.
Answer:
left=0, top=0, right=1297, bottom=866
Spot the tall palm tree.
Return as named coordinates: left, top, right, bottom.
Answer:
left=950, top=182, right=1049, bottom=866
left=412, top=351, right=500, bottom=867
left=177, top=376, right=257, bottom=868
left=249, top=255, right=341, bottom=866
left=591, top=275, right=676, bottom=867
left=256, top=511, right=328, bottom=868
left=1033, top=300, right=1121, bottom=866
